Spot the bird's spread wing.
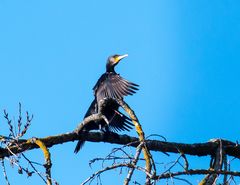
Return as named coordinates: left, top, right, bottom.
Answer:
left=107, top=109, right=134, bottom=132
left=93, top=73, right=139, bottom=101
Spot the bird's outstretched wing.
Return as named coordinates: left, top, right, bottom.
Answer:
left=93, top=73, right=139, bottom=101
left=106, top=109, right=134, bottom=132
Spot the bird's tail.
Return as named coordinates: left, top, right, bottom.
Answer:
left=74, top=140, right=85, bottom=153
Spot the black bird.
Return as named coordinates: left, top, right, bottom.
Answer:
left=74, top=54, right=139, bottom=153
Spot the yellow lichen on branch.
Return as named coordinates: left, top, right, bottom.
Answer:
left=117, top=99, right=155, bottom=183
left=28, top=138, right=52, bottom=185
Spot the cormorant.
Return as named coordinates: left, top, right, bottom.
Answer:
left=74, top=54, right=139, bottom=153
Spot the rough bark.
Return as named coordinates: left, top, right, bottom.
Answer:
left=0, top=132, right=239, bottom=159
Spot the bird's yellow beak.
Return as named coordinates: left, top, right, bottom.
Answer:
left=115, top=54, right=128, bottom=63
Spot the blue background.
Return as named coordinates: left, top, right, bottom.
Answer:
left=0, top=1, right=240, bottom=184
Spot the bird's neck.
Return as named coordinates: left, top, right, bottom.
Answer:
left=106, top=66, right=116, bottom=73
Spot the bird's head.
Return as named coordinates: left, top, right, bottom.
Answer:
left=106, top=54, right=128, bottom=72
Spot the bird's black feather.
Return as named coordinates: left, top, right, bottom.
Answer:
left=93, top=73, right=139, bottom=102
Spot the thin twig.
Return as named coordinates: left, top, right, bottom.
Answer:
left=3, top=110, right=15, bottom=138
left=154, top=169, right=240, bottom=180
left=17, top=103, right=22, bottom=137
left=181, top=153, right=189, bottom=171
left=22, top=153, right=47, bottom=183
left=4, top=156, right=34, bottom=177
left=81, top=163, right=151, bottom=185
left=162, top=154, right=183, bottom=175
left=1, top=159, right=10, bottom=185
left=18, top=111, right=33, bottom=138
left=89, top=156, right=146, bottom=167
left=173, top=176, right=193, bottom=185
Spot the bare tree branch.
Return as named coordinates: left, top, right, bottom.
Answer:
left=81, top=163, right=151, bottom=185
left=124, top=143, right=143, bottom=185
left=116, top=99, right=155, bottom=184
left=1, top=106, right=240, bottom=184
left=0, top=132, right=240, bottom=159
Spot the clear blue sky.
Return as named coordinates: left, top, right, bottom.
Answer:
left=0, top=1, right=240, bottom=184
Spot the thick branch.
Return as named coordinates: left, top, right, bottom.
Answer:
left=0, top=132, right=239, bottom=159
